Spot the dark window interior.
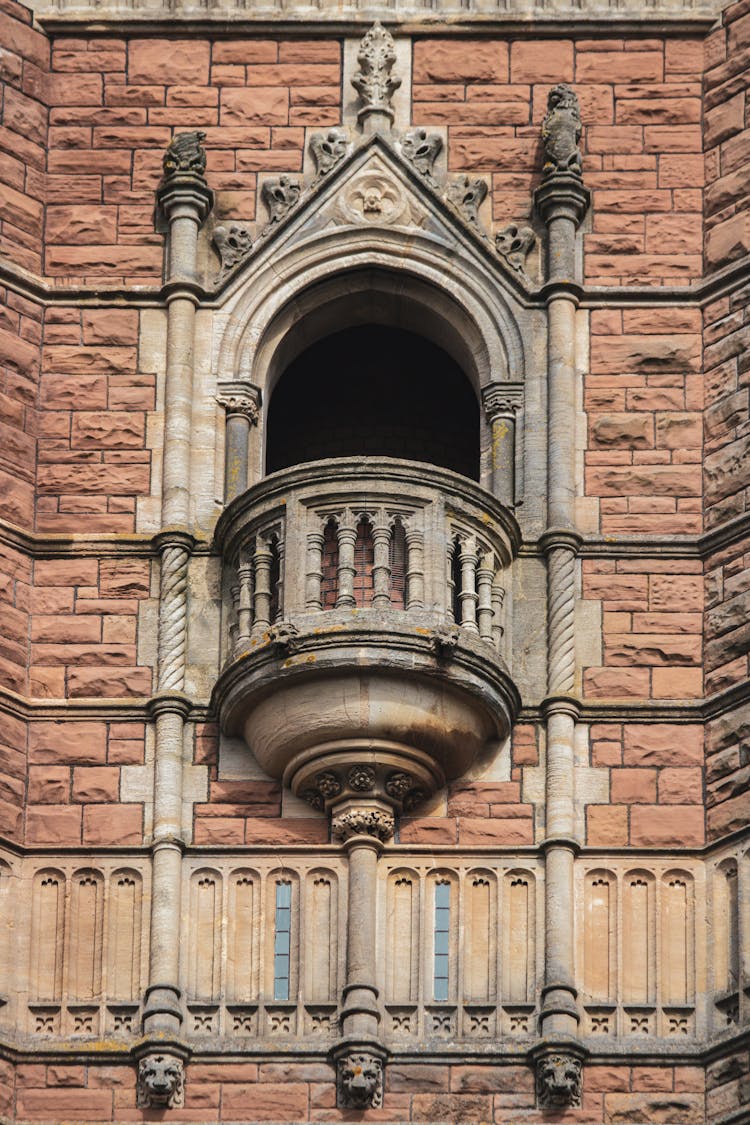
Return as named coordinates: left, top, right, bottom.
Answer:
left=266, top=325, right=479, bottom=479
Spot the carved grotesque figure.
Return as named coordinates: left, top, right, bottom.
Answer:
left=536, top=1052, right=582, bottom=1108
left=136, top=1053, right=185, bottom=1109
left=541, top=83, right=583, bottom=179
left=337, top=1051, right=384, bottom=1109
left=309, top=129, right=348, bottom=177
left=162, top=131, right=207, bottom=178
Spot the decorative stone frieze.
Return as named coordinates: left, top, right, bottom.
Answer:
left=136, top=1052, right=185, bottom=1109
left=495, top=223, right=536, bottom=274
left=336, top=1048, right=385, bottom=1109
left=535, top=1050, right=583, bottom=1109
left=310, top=128, right=349, bottom=177
left=446, top=175, right=488, bottom=230
left=213, top=224, right=253, bottom=281
left=400, top=128, right=443, bottom=187
left=351, top=22, right=401, bottom=129
left=261, top=175, right=302, bottom=225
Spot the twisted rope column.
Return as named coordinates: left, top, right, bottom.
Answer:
left=157, top=541, right=190, bottom=694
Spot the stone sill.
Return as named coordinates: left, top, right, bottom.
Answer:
left=30, top=0, right=722, bottom=28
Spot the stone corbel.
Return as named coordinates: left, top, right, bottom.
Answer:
left=216, top=382, right=261, bottom=503
left=482, top=383, right=524, bottom=508
left=531, top=1043, right=585, bottom=1110
left=133, top=1042, right=190, bottom=1110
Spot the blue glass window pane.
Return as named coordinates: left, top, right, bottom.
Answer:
left=274, top=882, right=292, bottom=1001
left=433, top=883, right=451, bottom=1002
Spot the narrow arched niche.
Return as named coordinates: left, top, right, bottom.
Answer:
left=265, top=324, right=480, bottom=480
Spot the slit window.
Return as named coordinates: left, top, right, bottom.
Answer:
left=273, top=881, right=292, bottom=1000
left=353, top=517, right=375, bottom=607
left=389, top=520, right=407, bottom=609
left=433, top=882, right=451, bottom=1002
left=321, top=520, right=339, bottom=609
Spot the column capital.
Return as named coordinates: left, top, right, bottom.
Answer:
left=216, top=381, right=261, bottom=424
left=331, top=798, right=395, bottom=846
left=482, top=382, right=524, bottom=420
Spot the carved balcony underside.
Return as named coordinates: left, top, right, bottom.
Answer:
left=212, top=457, right=520, bottom=805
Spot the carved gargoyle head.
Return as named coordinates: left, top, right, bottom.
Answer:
left=137, top=1053, right=185, bottom=1108
left=338, top=1051, right=383, bottom=1109
left=537, top=1052, right=582, bottom=1108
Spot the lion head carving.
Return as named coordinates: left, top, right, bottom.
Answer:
left=137, top=1053, right=185, bottom=1108
left=337, top=1051, right=383, bottom=1109
left=537, top=1052, right=582, bottom=1108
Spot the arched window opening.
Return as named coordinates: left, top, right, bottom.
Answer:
left=389, top=520, right=407, bottom=609
left=320, top=520, right=339, bottom=609
left=353, top=517, right=375, bottom=608
left=266, top=325, right=479, bottom=479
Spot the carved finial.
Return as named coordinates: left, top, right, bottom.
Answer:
left=261, top=176, right=302, bottom=226
left=213, top=224, right=252, bottom=281
left=536, top=1051, right=583, bottom=1109
left=162, top=131, right=207, bottom=180
left=136, top=1053, right=185, bottom=1109
left=351, top=22, right=401, bottom=129
left=401, top=128, right=443, bottom=187
left=337, top=1049, right=385, bottom=1109
left=495, top=223, right=536, bottom=274
left=541, top=84, right=583, bottom=180
left=309, top=128, right=349, bottom=178
left=446, top=176, right=488, bottom=231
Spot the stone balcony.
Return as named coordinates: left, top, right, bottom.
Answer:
left=212, top=457, right=521, bottom=814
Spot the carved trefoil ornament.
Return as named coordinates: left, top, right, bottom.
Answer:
left=351, top=22, right=401, bottom=126
left=162, top=130, right=207, bottom=179
left=495, top=223, right=536, bottom=274
left=336, top=1049, right=384, bottom=1109
left=400, top=128, right=443, bottom=187
left=213, top=224, right=252, bottom=281
left=446, top=175, right=488, bottom=230
left=541, top=83, right=583, bottom=180
left=261, top=176, right=302, bottom=225
left=536, top=1052, right=583, bottom=1109
left=309, top=129, right=349, bottom=178
left=136, top=1053, right=185, bottom=1109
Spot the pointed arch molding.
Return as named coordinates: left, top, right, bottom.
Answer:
left=213, top=143, right=529, bottom=400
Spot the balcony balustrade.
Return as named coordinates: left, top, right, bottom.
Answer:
left=212, top=458, right=521, bottom=813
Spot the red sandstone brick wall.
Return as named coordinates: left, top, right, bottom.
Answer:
left=413, top=35, right=704, bottom=286
left=6, top=1057, right=706, bottom=1122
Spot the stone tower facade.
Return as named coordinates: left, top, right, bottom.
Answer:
left=0, top=0, right=749, bottom=1120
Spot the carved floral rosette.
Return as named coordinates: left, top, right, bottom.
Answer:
left=289, top=744, right=443, bottom=818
